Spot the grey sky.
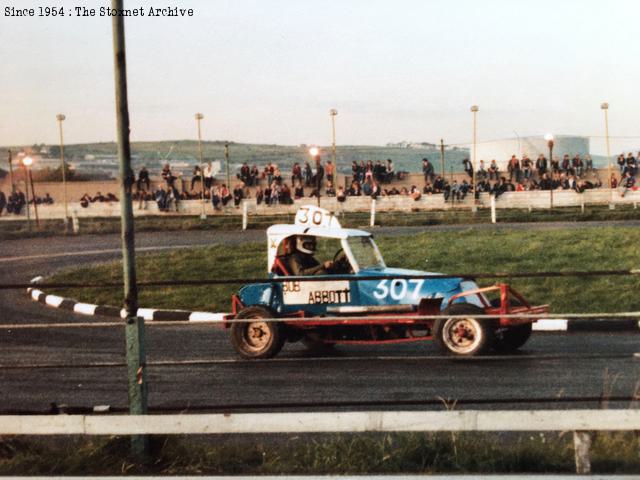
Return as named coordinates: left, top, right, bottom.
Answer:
left=2, top=0, right=640, bottom=153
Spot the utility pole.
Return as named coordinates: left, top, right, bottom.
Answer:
left=111, top=0, right=148, bottom=458
left=195, top=113, right=206, bottom=219
left=56, top=114, right=70, bottom=228
left=225, top=142, right=230, bottom=188
left=440, top=139, right=445, bottom=178
left=7, top=150, right=15, bottom=193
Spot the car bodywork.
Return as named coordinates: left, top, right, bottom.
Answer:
left=227, top=205, right=548, bottom=357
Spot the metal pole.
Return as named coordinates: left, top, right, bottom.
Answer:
left=7, top=150, right=15, bottom=193
left=56, top=114, right=69, bottom=227
left=330, top=108, right=338, bottom=185
left=602, top=103, right=612, bottom=203
left=21, top=162, right=31, bottom=230
left=315, top=155, right=321, bottom=207
left=195, top=113, right=206, bottom=219
left=28, top=167, right=39, bottom=227
left=440, top=139, right=445, bottom=178
left=471, top=105, right=479, bottom=209
left=549, top=143, right=554, bottom=210
left=225, top=142, right=230, bottom=188
left=111, top=0, right=149, bottom=458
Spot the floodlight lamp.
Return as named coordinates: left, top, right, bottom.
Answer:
left=309, top=147, right=319, bottom=157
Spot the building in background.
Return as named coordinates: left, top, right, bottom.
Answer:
left=476, top=135, right=589, bottom=170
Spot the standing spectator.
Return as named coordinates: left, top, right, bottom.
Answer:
left=325, top=159, right=335, bottom=185
left=264, top=162, right=275, bottom=186
left=573, top=154, right=584, bottom=178
left=477, top=160, right=487, bottom=181
left=585, top=155, right=593, bottom=172
left=233, top=183, right=245, bottom=207
left=617, top=154, right=626, bottom=174
left=313, top=159, right=324, bottom=189
left=384, top=158, right=395, bottom=182
left=191, top=165, right=202, bottom=191
left=250, top=165, right=259, bottom=186
left=561, top=154, right=571, bottom=175
left=535, top=154, right=548, bottom=178
left=522, top=155, right=532, bottom=181
left=351, top=161, right=359, bottom=184
left=507, top=155, right=521, bottom=182
left=0, top=190, right=5, bottom=216
left=255, top=185, right=264, bottom=205
left=161, top=163, right=176, bottom=188
left=626, top=152, right=637, bottom=176
left=291, top=162, right=302, bottom=185
left=220, top=184, right=232, bottom=206
left=203, top=162, right=214, bottom=189
left=462, top=158, right=473, bottom=179
left=422, top=158, right=435, bottom=183
left=137, top=166, right=150, bottom=192
left=550, top=156, right=560, bottom=174
left=303, top=162, right=313, bottom=187
left=488, top=159, right=499, bottom=180
left=239, top=163, right=251, bottom=186
left=210, top=185, right=221, bottom=210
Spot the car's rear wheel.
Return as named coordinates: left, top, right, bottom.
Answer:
left=231, top=306, right=285, bottom=359
left=490, top=299, right=533, bottom=352
left=434, top=303, right=494, bottom=356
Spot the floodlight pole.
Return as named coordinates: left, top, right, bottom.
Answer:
left=7, top=150, right=15, bottom=193
left=195, top=113, right=206, bottom=219
left=56, top=114, right=69, bottom=227
left=111, top=0, right=149, bottom=458
left=225, top=142, right=230, bottom=188
left=440, top=139, right=445, bottom=178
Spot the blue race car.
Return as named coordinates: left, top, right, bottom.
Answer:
left=227, top=205, right=548, bottom=359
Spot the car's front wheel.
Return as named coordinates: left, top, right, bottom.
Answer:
left=434, top=303, right=494, bottom=356
left=230, top=306, right=285, bottom=359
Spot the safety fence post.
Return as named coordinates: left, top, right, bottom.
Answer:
left=111, top=0, right=149, bottom=460
left=242, top=200, right=248, bottom=231
left=490, top=195, right=496, bottom=224
left=71, top=210, right=80, bottom=234
left=370, top=198, right=376, bottom=227
left=573, top=431, right=592, bottom=474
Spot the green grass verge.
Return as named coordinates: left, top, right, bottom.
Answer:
left=1, top=432, right=638, bottom=475
left=49, top=226, right=640, bottom=314
left=4, top=203, right=640, bottom=240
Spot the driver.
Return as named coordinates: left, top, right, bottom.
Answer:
left=283, top=235, right=334, bottom=276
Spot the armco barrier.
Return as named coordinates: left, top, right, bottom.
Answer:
left=3, top=188, right=640, bottom=221
left=2, top=409, right=638, bottom=474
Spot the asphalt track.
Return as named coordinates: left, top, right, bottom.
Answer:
left=1, top=223, right=639, bottom=413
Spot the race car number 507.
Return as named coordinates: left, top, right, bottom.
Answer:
left=372, top=279, right=425, bottom=300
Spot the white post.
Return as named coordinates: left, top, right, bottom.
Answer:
left=242, top=200, right=248, bottom=231
left=370, top=198, right=376, bottom=227
left=581, top=199, right=585, bottom=214
left=71, top=210, right=80, bottom=234
left=490, top=195, right=496, bottom=224
left=573, top=431, right=592, bottom=474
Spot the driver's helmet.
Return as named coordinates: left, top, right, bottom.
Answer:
left=296, top=235, right=316, bottom=255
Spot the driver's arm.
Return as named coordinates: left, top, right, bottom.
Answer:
left=288, top=255, right=329, bottom=276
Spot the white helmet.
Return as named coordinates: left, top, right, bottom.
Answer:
left=296, top=235, right=316, bottom=254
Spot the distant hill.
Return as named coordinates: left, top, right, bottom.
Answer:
left=2, top=140, right=470, bottom=177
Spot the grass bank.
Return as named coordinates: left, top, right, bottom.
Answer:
left=1, top=432, right=639, bottom=475
left=49, top=226, right=640, bottom=314
left=4, top=203, right=640, bottom=240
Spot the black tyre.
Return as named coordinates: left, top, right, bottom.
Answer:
left=302, top=333, right=336, bottom=354
left=231, top=306, right=285, bottom=359
left=434, top=303, right=494, bottom=356
left=490, top=299, right=532, bottom=352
